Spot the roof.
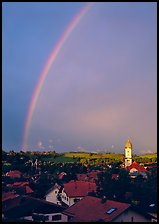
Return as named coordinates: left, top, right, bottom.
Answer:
left=125, top=138, right=132, bottom=149
left=58, top=172, right=67, bottom=180
left=14, top=182, right=29, bottom=186
left=111, top=174, right=119, bottom=180
left=25, top=186, right=34, bottom=194
left=77, top=171, right=100, bottom=182
left=6, top=182, right=34, bottom=195
left=3, top=196, right=66, bottom=218
left=7, top=182, right=29, bottom=188
left=45, top=183, right=61, bottom=196
left=63, top=196, right=131, bottom=222
left=2, top=191, right=19, bottom=202
left=6, top=170, right=21, bottom=178
left=127, top=161, right=148, bottom=172
left=63, top=181, right=96, bottom=197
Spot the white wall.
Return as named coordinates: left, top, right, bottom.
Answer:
left=113, top=209, right=151, bottom=222
left=24, top=212, right=67, bottom=222
left=23, top=216, right=34, bottom=221
left=61, top=190, right=70, bottom=206
left=130, top=168, right=138, bottom=173
left=61, top=189, right=83, bottom=206
left=46, top=188, right=61, bottom=205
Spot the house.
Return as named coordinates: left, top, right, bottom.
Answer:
left=61, top=180, right=96, bottom=207
left=6, top=170, right=21, bottom=179
left=148, top=213, right=157, bottom=222
left=6, top=182, right=34, bottom=195
left=111, top=174, right=119, bottom=180
left=76, top=171, right=100, bottom=183
left=2, top=191, right=19, bottom=203
left=45, top=183, right=62, bottom=205
left=144, top=163, right=157, bottom=174
left=16, top=185, right=34, bottom=195
left=126, top=161, right=149, bottom=178
left=62, top=196, right=152, bottom=222
left=2, top=194, right=22, bottom=218
left=3, top=195, right=67, bottom=222
left=58, top=172, right=67, bottom=180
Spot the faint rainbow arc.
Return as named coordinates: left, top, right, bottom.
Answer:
left=22, top=3, right=92, bottom=150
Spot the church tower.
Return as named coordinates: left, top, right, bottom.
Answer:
left=125, top=138, right=132, bottom=167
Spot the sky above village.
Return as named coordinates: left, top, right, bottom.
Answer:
left=2, top=2, right=157, bottom=154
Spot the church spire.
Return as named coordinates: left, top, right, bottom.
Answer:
left=125, top=138, right=132, bottom=149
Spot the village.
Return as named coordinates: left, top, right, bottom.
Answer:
left=2, top=139, right=157, bottom=222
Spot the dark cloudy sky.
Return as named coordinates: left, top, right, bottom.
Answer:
left=2, top=2, right=157, bottom=154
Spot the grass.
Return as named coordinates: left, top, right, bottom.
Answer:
left=139, top=153, right=157, bottom=158
left=64, top=152, right=125, bottom=163
left=41, top=155, right=77, bottom=163
left=31, top=152, right=157, bottom=164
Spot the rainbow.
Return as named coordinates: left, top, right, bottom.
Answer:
left=22, top=3, right=93, bottom=150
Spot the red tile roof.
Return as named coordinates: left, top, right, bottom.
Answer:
left=7, top=182, right=34, bottom=195
left=15, top=185, right=34, bottom=195
left=58, top=172, right=67, bottom=180
left=63, top=196, right=131, bottom=222
left=77, top=171, right=100, bottom=182
left=6, top=170, right=21, bottom=178
left=25, top=185, right=34, bottom=194
left=7, top=182, right=30, bottom=189
left=2, top=192, right=19, bottom=202
left=63, top=181, right=96, bottom=197
left=111, top=174, right=119, bottom=180
left=13, top=182, right=29, bottom=187
left=127, top=161, right=148, bottom=172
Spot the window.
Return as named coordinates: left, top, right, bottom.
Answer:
left=52, top=215, right=61, bottom=221
left=149, top=204, right=155, bottom=207
left=74, top=198, right=80, bottom=203
left=45, top=216, right=49, bottom=221
left=32, top=214, right=49, bottom=222
left=105, top=208, right=117, bottom=214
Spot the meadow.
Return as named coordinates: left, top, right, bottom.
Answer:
left=41, top=152, right=157, bottom=164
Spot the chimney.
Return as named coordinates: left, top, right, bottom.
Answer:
left=101, top=195, right=107, bottom=203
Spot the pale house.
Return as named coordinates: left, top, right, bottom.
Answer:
left=61, top=180, right=96, bottom=207
left=62, top=196, right=152, bottom=222
left=45, top=183, right=62, bottom=205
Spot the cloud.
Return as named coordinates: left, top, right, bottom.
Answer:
left=48, top=145, right=54, bottom=149
left=76, top=146, right=87, bottom=152
left=37, top=141, right=45, bottom=149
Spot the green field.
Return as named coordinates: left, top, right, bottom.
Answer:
left=41, top=155, right=76, bottom=163
left=31, top=152, right=157, bottom=164
left=139, top=153, right=157, bottom=158
left=64, top=152, right=124, bottom=159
